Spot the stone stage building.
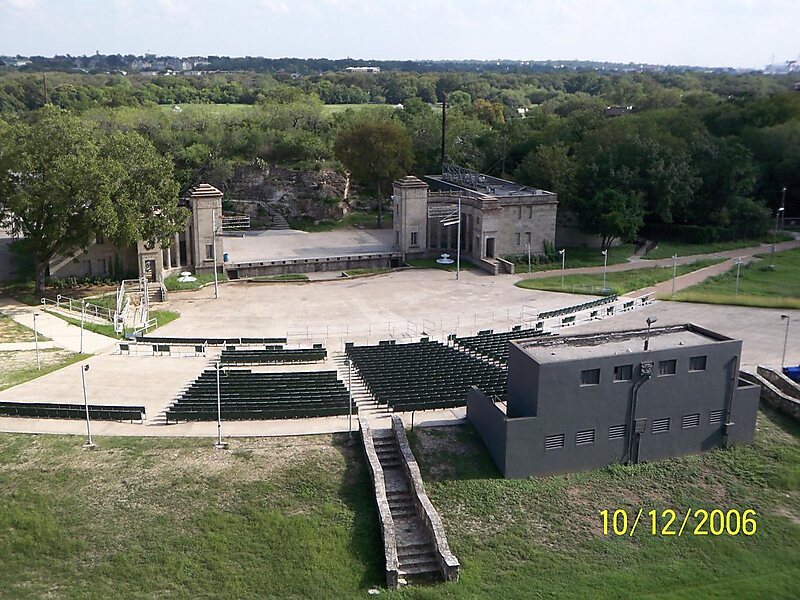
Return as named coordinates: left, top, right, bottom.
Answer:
left=49, top=183, right=224, bottom=284
left=392, top=167, right=558, bottom=275
left=467, top=324, right=760, bottom=478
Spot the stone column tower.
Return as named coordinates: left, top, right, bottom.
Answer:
left=187, top=183, right=224, bottom=274
left=392, top=176, right=429, bottom=256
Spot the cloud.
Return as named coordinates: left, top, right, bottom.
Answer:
left=259, top=0, right=290, bottom=14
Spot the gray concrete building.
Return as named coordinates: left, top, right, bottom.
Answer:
left=467, top=324, right=760, bottom=478
left=392, top=166, right=558, bottom=274
left=49, top=183, right=224, bottom=283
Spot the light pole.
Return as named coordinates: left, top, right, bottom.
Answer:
left=601, top=249, right=609, bottom=293
left=211, top=208, right=219, bottom=299
left=33, top=312, right=41, bottom=371
left=346, top=358, right=353, bottom=439
left=80, top=299, right=85, bottom=354
left=735, top=257, right=743, bottom=296
left=214, top=361, right=227, bottom=449
left=644, top=316, right=658, bottom=351
left=81, top=364, right=95, bottom=449
left=671, top=254, right=678, bottom=300
left=781, top=314, right=790, bottom=370
left=559, top=248, right=565, bottom=289
left=525, top=242, right=531, bottom=277
left=456, top=196, right=461, bottom=281
left=780, top=186, right=787, bottom=232
left=770, top=206, right=785, bottom=269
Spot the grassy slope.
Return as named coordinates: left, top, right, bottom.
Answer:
left=673, top=248, right=800, bottom=309
left=406, top=412, right=800, bottom=599
left=0, top=314, right=50, bottom=343
left=643, top=235, right=794, bottom=261
left=516, top=259, right=723, bottom=296
left=45, top=309, right=180, bottom=339
left=0, top=351, right=90, bottom=392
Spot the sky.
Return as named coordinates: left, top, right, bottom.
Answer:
left=0, top=0, right=797, bottom=69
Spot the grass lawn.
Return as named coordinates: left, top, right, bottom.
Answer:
left=1, top=409, right=797, bottom=598
left=0, top=350, right=90, bottom=391
left=164, top=272, right=228, bottom=291
left=321, top=103, right=394, bottom=116
left=157, top=103, right=255, bottom=116
left=506, top=244, right=636, bottom=273
left=406, top=410, right=800, bottom=599
left=0, top=433, right=381, bottom=600
left=405, top=257, right=478, bottom=272
left=288, top=212, right=392, bottom=232
left=0, top=315, right=50, bottom=343
left=670, top=248, right=800, bottom=309
left=45, top=309, right=180, bottom=339
left=516, top=259, right=723, bottom=296
left=643, top=235, right=794, bottom=260
left=249, top=273, right=310, bottom=282
left=345, top=268, right=392, bottom=277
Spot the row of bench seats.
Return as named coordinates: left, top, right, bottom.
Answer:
left=220, top=348, right=327, bottom=365
left=454, top=328, right=551, bottom=364
left=346, top=339, right=506, bottom=412
left=538, top=294, right=618, bottom=320
left=165, top=369, right=349, bottom=422
left=134, top=336, right=287, bottom=345
left=0, top=402, right=145, bottom=421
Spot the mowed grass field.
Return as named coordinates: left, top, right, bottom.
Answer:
left=672, top=248, right=800, bottom=309
left=1, top=408, right=798, bottom=599
left=516, top=259, right=723, bottom=295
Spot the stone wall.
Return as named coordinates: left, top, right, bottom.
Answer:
left=226, top=253, right=400, bottom=278
left=752, top=367, right=800, bottom=422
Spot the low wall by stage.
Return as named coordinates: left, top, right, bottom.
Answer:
left=226, top=252, right=403, bottom=278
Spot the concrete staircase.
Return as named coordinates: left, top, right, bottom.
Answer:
left=271, top=214, right=291, bottom=230
left=373, top=431, right=441, bottom=584
left=332, top=351, right=392, bottom=419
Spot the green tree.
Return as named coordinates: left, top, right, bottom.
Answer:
left=574, top=188, right=645, bottom=250
left=334, top=120, right=413, bottom=228
left=0, top=107, right=187, bottom=295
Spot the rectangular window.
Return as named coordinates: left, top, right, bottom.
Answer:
left=517, top=206, right=522, bottom=219
left=98, top=258, right=107, bottom=275
left=689, top=355, right=707, bottom=372
left=580, top=368, right=600, bottom=386
left=658, top=359, right=677, bottom=376
left=544, top=433, right=565, bottom=451
left=682, top=413, right=701, bottom=429
left=652, top=418, right=670, bottom=434
left=516, top=233, right=521, bottom=246
left=205, top=244, right=214, bottom=260
left=613, top=364, right=633, bottom=382
left=709, top=409, right=724, bottom=425
left=525, top=232, right=531, bottom=244
left=576, top=429, right=595, bottom=446
left=410, top=232, right=418, bottom=246
left=528, top=206, right=533, bottom=219
left=609, top=424, right=626, bottom=440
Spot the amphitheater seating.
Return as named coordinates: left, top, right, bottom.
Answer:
left=134, top=336, right=287, bottom=346
left=220, top=348, right=326, bottom=365
left=0, top=401, right=145, bottom=421
left=454, top=328, right=551, bottom=364
left=165, top=369, right=349, bottom=422
left=538, top=295, right=618, bottom=320
left=346, top=339, right=506, bottom=412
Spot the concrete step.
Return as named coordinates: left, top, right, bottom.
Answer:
left=397, top=546, right=435, bottom=560
left=390, top=507, right=417, bottom=518
left=399, top=554, right=438, bottom=569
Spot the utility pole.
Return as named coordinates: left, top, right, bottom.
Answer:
left=440, top=92, right=447, bottom=174
left=780, top=186, right=787, bottom=232
left=211, top=209, right=219, bottom=299
left=81, top=365, right=95, bottom=449
left=559, top=249, right=566, bottom=289
left=671, top=254, right=678, bottom=300
left=735, top=257, right=743, bottom=296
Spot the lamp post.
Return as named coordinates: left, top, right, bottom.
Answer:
left=346, top=358, right=353, bottom=439
left=644, top=316, right=658, bottom=351
left=525, top=242, right=531, bottom=277
left=211, top=208, right=219, bottom=299
left=81, top=364, right=95, bottom=449
left=671, top=254, right=678, bottom=300
left=601, top=249, right=609, bottom=293
left=735, top=257, right=743, bottom=296
left=780, top=186, right=787, bottom=232
left=80, top=299, right=85, bottom=354
left=456, top=196, right=461, bottom=281
left=781, top=314, right=790, bottom=370
left=559, top=248, right=565, bottom=289
left=214, top=360, right=227, bottom=449
left=33, top=312, right=41, bottom=371
left=770, top=206, right=785, bottom=269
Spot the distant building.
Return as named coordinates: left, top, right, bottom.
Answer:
left=604, top=105, right=634, bottom=117
left=392, top=166, right=558, bottom=275
left=345, top=66, right=380, bottom=73
left=467, top=324, right=760, bottom=478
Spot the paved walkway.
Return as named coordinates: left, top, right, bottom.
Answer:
left=0, top=298, right=116, bottom=354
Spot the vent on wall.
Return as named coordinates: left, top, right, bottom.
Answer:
left=652, top=418, right=671, bottom=434
left=709, top=409, right=724, bottom=425
left=682, top=413, right=701, bottom=429
left=576, top=429, right=595, bottom=446
left=544, top=433, right=565, bottom=451
left=609, top=424, right=626, bottom=440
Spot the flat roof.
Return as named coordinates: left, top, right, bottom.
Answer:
left=425, top=173, right=555, bottom=198
left=516, top=324, right=733, bottom=364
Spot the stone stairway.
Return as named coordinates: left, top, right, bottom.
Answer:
left=372, top=430, right=441, bottom=584
left=270, top=213, right=291, bottom=230
left=332, top=352, right=393, bottom=419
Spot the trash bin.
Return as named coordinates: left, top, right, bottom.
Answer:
left=783, top=366, right=800, bottom=383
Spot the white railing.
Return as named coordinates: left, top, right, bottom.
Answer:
left=41, top=295, right=114, bottom=324
left=132, top=317, right=158, bottom=338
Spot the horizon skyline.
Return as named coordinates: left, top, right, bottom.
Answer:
left=1, top=1, right=798, bottom=70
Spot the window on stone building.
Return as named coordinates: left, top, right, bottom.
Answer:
left=516, top=233, right=521, bottom=246
left=526, top=232, right=531, bottom=245
left=517, top=206, right=522, bottom=219
left=528, top=206, right=533, bottom=219
left=580, top=368, right=600, bottom=386
left=205, top=244, right=214, bottom=260
left=410, top=232, right=418, bottom=246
